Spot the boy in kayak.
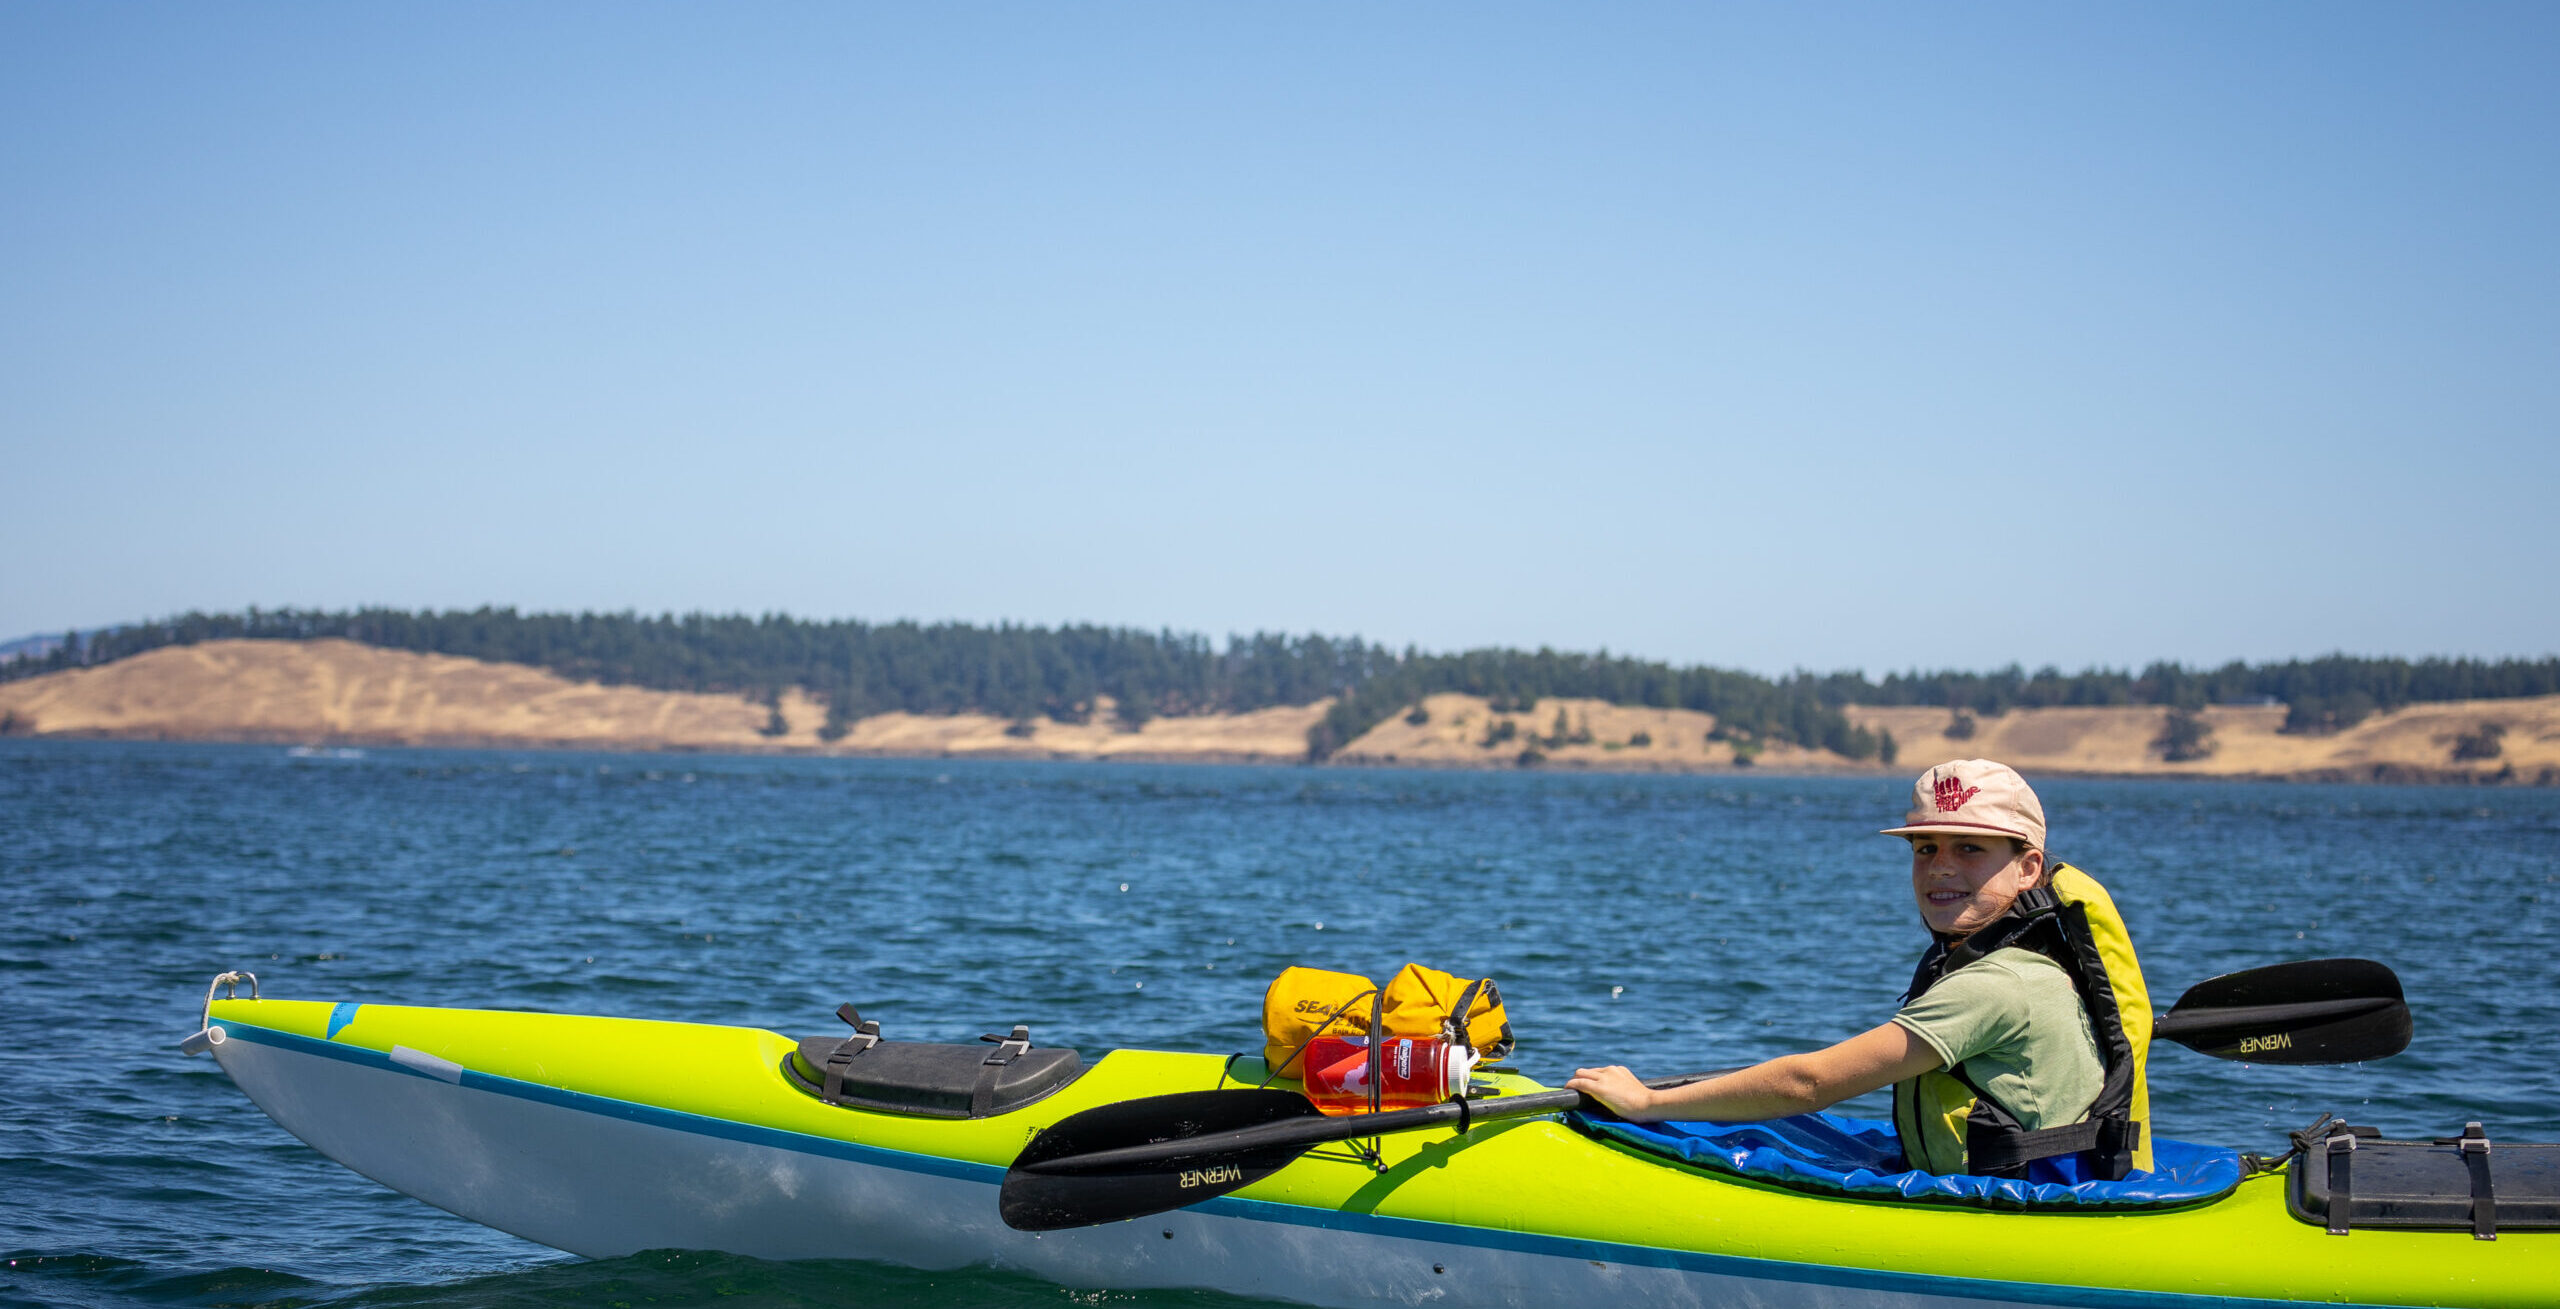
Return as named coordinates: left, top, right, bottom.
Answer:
left=1567, top=759, right=2150, bottom=1180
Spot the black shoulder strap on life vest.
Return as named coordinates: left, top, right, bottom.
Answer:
left=1902, top=942, right=1950, bottom=1007
left=1910, top=878, right=2142, bottom=1181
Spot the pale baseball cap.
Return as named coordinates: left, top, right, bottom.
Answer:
left=1881, top=759, right=2047, bottom=851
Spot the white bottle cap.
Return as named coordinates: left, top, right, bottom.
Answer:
left=1444, top=1044, right=1482, bottom=1098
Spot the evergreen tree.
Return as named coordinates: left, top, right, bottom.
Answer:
left=5, top=606, right=2552, bottom=768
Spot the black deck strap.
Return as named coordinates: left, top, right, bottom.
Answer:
left=2247, top=1112, right=2337, bottom=1177
left=972, top=1025, right=1032, bottom=1119
left=2451, top=1122, right=2497, bottom=1240
left=2325, top=1128, right=2358, bottom=1235
left=822, top=1005, right=883, bottom=1103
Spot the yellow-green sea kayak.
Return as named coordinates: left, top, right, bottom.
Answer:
left=189, top=991, right=2552, bottom=1309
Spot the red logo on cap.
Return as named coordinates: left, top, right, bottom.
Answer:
left=1933, top=776, right=1980, bottom=813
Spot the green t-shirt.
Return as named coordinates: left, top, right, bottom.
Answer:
left=1890, top=946, right=2102, bottom=1130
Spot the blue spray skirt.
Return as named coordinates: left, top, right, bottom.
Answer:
left=1569, top=1110, right=2244, bottom=1211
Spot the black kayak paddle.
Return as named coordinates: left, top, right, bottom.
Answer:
left=2148, top=956, right=2409, bottom=1065
left=999, top=956, right=2410, bottom=1232
left=1000, top=1071, right=1727, bottom=1232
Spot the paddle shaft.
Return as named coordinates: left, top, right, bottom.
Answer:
left=1023, top=1071, right=1718, bottom=1177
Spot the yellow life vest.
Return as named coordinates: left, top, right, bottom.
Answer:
left=1890, top=863, right=2153, bottom=1179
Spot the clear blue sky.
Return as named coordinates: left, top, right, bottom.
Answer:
left=6, top=4, right=2554, bottom=676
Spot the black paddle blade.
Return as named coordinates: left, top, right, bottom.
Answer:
left=2153, top=957, right=2410, bottom=1065
left=1001, top=1088, right=1321, bottom=1231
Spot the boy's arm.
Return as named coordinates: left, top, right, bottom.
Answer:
left=1566, top=1021, right=1942, bottom=1122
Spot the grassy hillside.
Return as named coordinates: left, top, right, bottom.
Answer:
left=7, top=607, right=2555, bottom=764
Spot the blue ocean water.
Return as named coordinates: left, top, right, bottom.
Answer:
left=3, top=740, right=2555, bottom=1307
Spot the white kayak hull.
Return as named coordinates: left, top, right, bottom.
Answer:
left=211, top=1022, right=2084, bottom=1309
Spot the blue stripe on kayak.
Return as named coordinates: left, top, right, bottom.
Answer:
left=1187, top=1191, right=2408, bottom=1309
left=325, top=1003, right=361, bottom=1039
left=208, top=1018, right=2424, bottom=1309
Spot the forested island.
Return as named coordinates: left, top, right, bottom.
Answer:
left=5, top=608, right=2558, bottom=778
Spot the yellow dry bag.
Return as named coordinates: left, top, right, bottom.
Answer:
left=1261, top=962, right=1514, bottom=1076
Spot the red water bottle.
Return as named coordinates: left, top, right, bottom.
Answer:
left=1300, top=1033, right=1479, bottom=1116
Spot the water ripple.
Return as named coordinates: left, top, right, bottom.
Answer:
left=4, top=740, right=2555, bottom=1305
